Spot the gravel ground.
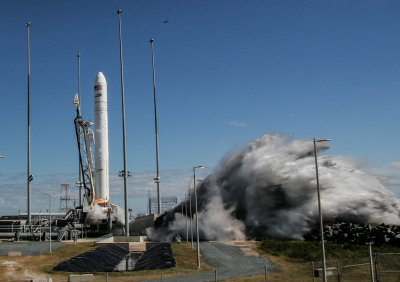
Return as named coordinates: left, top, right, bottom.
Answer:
left=141, top=241, right=275, bottom=282
left=0, top=241, right=67, bottom=255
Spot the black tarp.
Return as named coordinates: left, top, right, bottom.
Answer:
left=52, top=244, right=130, bottom=272
left=133, top=242, right=176, bottom=271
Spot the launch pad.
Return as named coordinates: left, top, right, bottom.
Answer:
left=0, top=209, right=159, bottom=241
left=0, top=71, right=161, bottom=240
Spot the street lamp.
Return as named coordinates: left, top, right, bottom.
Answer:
left=181, top=198, right=184, bottom=236
left=44, top=193, right=55, bottom=252
left=313, top=138, right=330, bottom=282
left=185, top=194, right=188, bottom=242
left=38, top=201, right=42, bottom=242
left=193, top=165, right=206, bottom=269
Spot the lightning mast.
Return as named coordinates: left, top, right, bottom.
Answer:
left=26, top=22, right=33, bottom=226
left=76, top=53, right=84, bottom=206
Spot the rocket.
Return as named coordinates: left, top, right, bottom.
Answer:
left=94, top=72, right=109, bottom=205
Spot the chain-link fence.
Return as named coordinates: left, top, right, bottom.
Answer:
left=311, top=254, right=400, bottom=282
left=375, top=253, right=400, bottom=282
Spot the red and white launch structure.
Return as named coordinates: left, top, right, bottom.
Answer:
left=94, top=72, right=110, bottom=206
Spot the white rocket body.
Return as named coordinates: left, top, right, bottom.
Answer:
left=94, top=72, right=109, bottom=204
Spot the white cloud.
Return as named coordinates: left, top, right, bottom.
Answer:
left=230, top=121, right=246, bottom=127
left=365, top=162, right=400, bottom=196
left=0, top=172, right=80, bottom=215
left=0, top=168, right=197, bottom=215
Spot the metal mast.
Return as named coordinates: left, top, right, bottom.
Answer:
left=77, top=53, right=83, bottom=206
left=26, top=22, right=33, bottom=226
left=149, top=39, right=161, bottom=214
left=117, top=9, right=129, bottom=236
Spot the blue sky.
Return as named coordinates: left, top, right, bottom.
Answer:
left=1, top=0, right=400, bottom=215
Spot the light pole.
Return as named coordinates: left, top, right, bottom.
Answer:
left=38, top=201, right=42, bottom=242
left=44, top=193, right=55, bottom=252
left=190, top=186, right=193, bottom=248
left=194, top=165, right=206, bottom=269
left=73, top=209, right=77, bottom=245
left=181, top=198, right=184, bottom=235
left=185, top=194, right=188, bottom=242
left=368, top=225, right=375, bottom=282
left=313, top=138, right=330, bottom=282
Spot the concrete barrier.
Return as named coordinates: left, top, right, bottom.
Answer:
left=8, top=251, right=21, bottom=256
left=314, top=267, right=337, bottom=277
left=30, top=278, right=52, bottom=282
left=68, top=274, right=93, bottom=282
left=113, top=235, right=148, bottom=242
left=95, top=235, right=149, bottom=252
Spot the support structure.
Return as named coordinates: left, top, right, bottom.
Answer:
left=73, top=95, right=96, bottom=207
left=148, top=196, right=177, bottom=214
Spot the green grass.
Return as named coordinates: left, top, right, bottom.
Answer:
left=41, top=242, right=212, bottom=281
left=2, top=240, right=400, bottom=282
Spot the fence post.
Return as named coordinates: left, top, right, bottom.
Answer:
left=375, top=253, right=381, bottom=282
left=106, top=274, right=108, bottom=282
left=312, top=261, right=315, bottom=282
left=337, top=259, right=341, bottom=282
left=161, top=271, right=163, bottom=281
left=265, top=265, right=268, bottom=282
left=369, top=243, right=375, bottom=282
left=215, top=269, right=217, bottom=281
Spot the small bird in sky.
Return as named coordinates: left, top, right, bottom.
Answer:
left=164, top=20, right=168, bottom=23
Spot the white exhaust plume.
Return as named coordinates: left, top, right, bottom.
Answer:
left=150, top=133, right=400, bottom=241
left=88, top=203, right=107, bottom=221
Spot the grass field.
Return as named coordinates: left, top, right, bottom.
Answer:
left=0, top=239, right=399, bottom=281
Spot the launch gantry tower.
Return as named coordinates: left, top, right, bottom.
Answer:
left=73, top=94, right=96, bottom=207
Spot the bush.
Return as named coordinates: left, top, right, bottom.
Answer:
left=260, top=237, right=400, bottom=262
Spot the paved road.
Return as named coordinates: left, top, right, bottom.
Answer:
left=142, top=241, right=275, bottom=282
left=0, top=241, right=67, bottom=255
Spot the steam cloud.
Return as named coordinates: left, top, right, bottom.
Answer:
left=88, top=203, right=126, bottom=225
left=150, top=134, right=400, bottom=241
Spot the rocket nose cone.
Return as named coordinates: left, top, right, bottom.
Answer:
left=95, top=72, right=107, bottom=84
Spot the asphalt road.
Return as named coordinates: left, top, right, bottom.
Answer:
left=0, top=241, right=67, bottom=255
left=142, top=241, right=275, bottom=282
